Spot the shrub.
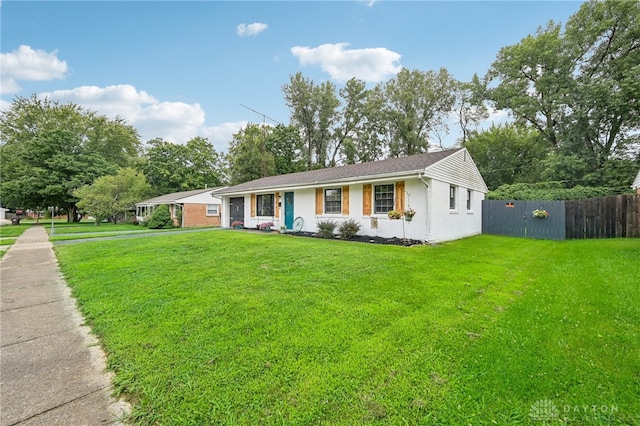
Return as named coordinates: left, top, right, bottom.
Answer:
left=147, top=205, right=174, bottom=229
left=338, top=219, right=362, bottom=240
left=316, top=219, right=338, bottom=239
left=486, top=182, right=622, bottom=200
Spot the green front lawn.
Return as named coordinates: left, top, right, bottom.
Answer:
left=0, top=222, right=32, bottom=256
left=55, top=233, right=640, bottom=425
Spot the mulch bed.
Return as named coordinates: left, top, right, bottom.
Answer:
left=289, top=231, right=424, bottom=247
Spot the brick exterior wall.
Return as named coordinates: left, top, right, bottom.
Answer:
left=182, top=203, right=221, bottom=227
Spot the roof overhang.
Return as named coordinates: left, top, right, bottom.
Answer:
left=218, top=170, right=429, bottom=197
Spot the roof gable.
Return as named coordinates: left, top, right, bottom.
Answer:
left=219, top=149, right=463, bottom=194
left=424, top=148, right=488, bottom=192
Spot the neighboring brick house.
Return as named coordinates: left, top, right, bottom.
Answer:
left=136, top=187, right=226, bottom=228
left=217, top=148, right=488, bottom=243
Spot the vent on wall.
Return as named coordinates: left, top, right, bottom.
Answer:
left=371, top=217, right=378, bottom=229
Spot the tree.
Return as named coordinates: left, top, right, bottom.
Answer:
left=464, top=124, right=549, bottom=190
left=487, top=22, right=572, bottom=148
left=487, top=0, right=640, bottom=187
left=453, top=74, right=489, bottom=144
left=265, top=124, right=307, bottom=176
left=378, top=68, right=457, bottom=157
left=0, top=95, right=141, bottom=221
left=226, top=123, right=275, bottom=185
left=138, top=137, right=227, bottom=195
left=74, top=168, right=152, bottom=224
left=328, top=78, right=381, bottom=166
left=282, top=72, right=339, bottom=169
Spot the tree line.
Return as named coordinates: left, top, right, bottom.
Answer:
left=1, top=0, right=638, bottom=222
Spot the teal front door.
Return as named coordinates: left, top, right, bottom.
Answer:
left=284, top=192, right=294, bottom=229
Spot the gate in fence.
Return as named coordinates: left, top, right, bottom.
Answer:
left=483, top=195, right=640, bottom=240
left=482, top=200, right=565, bottom=240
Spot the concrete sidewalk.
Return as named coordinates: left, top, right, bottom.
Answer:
left=0, top=226, right=129, bottom=426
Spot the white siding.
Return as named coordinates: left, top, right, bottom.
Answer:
left=222, top=175, right=483, bottom=243
left=426, top=179, right=483, bottom=243
left=633, top=169, right=640, bottom=190
left=425, top=148, right=488, bottom=193
left=179, top=192, right=222, bottom=204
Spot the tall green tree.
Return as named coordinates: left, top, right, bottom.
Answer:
left=487, top=0, right=640, bottom=186
left=328, top=78, right=380, bottom=166
left=453, top=74, right=489, bottom=144
left=464, top=124, right=549, bottom=190
left=227, top=124, right=275, bottom=185
left=0, top=95, right=141, bottom=221
left=282, top=72, right=339, bottom=169
left=378, top=68, right=457, bottom=157
left=138, top=137, right=227, bottom=195
left=265, top=124, right=307, bottom=176
left=74, top=167, right=152, bottom=224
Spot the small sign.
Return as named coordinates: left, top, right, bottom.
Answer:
left=371, top=217, right=378, bottom=229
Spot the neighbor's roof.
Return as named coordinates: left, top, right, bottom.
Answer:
left=137, top=187, right=225, bottom=205
left=218, top=149, right=462, bottom=194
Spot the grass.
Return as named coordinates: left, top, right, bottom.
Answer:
left=47, top=222, right=214, bottom=242
left=54, top=232, right=640, bottom=425
left=0, top=222, right=32, bottom=256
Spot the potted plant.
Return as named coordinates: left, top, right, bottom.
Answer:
left=231, top=221, right=244, bottom=229
left=387, top=210, right=402, bottom=220
left=279, top=225, right=287, bottom=234
left=403, top=208, right=416, bottom=222
left=259, top=221, right=274, bottom=232
left=532, top=209, right=549, bottom=218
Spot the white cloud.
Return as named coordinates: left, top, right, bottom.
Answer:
left=290, top=42, right=402, bottom=83
left=1, top=45, right=68, bottom=94
left=200, top=121, right=247, bottom=152
left=39, top=84, right=241, bottom=152
left=237, top=22, right=268, bottom=37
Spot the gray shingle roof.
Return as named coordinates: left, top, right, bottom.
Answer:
left=219, top=149, right=461, bottom=194
left=137, top=187, right=224, bottom=205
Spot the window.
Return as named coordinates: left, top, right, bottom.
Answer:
left=449, top=186, right=457, bottom=210
left=206, top=204, right=219, bottom=216
left=324, top=188, right=342, bottom=214
left=257, top=194, right=274, bottom=216
left=466, top=190, right=472, bottom=211
left=374, top=184, right=394, bottom=214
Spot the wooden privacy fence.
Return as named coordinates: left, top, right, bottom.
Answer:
left=482, top=194, right=640, bottom=240
left=565, top=194, right=640, bottom=239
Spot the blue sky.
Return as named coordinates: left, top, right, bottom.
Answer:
left=1, top=1, right=583, bottom=152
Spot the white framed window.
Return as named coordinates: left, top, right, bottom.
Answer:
left=374, top=184, right=394, bottom=214
left=257, top=194, right=275, bottom=216
left=466, top=189, right=472, bottom=211
left=449, top=186, right=457, bottom=210
left=324, top=188, right=342, bottom=214
left=206, top=204, right=219, bottom=216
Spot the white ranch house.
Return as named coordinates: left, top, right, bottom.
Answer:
left=218, top=148, right=488, bottom=243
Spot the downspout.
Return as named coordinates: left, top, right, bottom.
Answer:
left=419, top=173, right=432, bottom=243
